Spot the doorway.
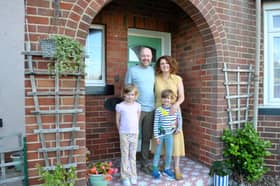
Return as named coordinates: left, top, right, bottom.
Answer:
left=127, top=28, right=171, bottom=151
left=128, top=28, right=171, bottom=67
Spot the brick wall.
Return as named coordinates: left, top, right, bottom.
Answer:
left=25, top=0, right=89, bottom=185
left=24, top=1, right=279, bottom=185
left=258, top=116, right=280, bottom=174
left=172, top=15, right=216, bottom=162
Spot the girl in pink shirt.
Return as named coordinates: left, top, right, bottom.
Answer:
left=116, top=84, right=141, bottom=186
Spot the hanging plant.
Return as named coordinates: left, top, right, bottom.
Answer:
left=40, top=35, right=85, bottom=75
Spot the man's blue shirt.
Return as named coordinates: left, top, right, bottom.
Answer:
left=125, top=65, right=155, bottom=112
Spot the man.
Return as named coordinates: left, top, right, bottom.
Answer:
left=125, top=47, right=155, bottom=174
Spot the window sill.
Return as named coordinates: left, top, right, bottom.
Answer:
left=85, top=84, right=114, bottom=95
left=258, top=107, right=280, bottom=115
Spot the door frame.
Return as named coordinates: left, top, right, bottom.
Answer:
left=128, top=28, right=171, bottom=56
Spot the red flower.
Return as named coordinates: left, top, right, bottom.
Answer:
left=104, top=174, right=113, bottom=181
left=107, top=168, right=113, bottom=175
left=88, top=161, right=117, bottom=178
left=90, top=167, right=97, bottom=174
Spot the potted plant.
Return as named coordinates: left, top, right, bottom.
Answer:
left=40, top=35, right=85, bottom=75
left=10, top=151, right=23, bottom=172
left=37, top=164, right=77, bottom=186
left=87, top=161, right=118, bottom=186
left=221, top=122, right=272, bottom=185
left=209, top=160, right=232, bottom=186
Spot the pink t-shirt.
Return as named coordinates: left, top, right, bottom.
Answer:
left=115, top=101, right=141, bottom=134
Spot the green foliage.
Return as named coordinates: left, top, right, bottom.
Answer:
left=48, top=35, right=85, bottom=75
left=221, top=123, right=272, bottom=184
left=37, top=164, right=77, bottom=186
left=209, top=160, right=232, bottom=176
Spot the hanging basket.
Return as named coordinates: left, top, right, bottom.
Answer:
left=39, top=38, right=56, bottom=58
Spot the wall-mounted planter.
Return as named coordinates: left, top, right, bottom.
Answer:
left=39, top=38, right=56, bottom=58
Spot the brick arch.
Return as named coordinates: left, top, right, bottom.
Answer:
left=63, top=0, right=112, bottom=41
left=173, top=0, right=229, bottom=164
left=68, top=0, right=228, bottom=164
left=176, top=0, right=228, bottom=62
left=67, top=0, right=228, bottom=61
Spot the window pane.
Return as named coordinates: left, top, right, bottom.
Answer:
left=274, top=69, right=280, bottom=98
left=273, top=15, right=280, bottom=29
left=128, top=48, right=139, bottom=62
left=264, top=4, right=280, bottom=105
left=273, top=37, right=280, bottom=98
left=128, top=46, right=157, bottom=62
left=85, top=29, right=103, bottom=81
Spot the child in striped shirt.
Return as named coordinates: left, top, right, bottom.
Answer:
left=152, top=89, right=181, bottom=179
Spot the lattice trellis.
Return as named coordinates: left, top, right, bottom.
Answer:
left=23, top=49, right=83, bottom=170
left=223, top=63, right=254, bottom=130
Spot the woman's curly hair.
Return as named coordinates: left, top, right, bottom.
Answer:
left=155, top=55, right=178, bottom=75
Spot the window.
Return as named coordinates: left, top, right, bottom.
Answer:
left=263, top=3, right=280, bottom=107
left=85, top=24, right=105, bottom=87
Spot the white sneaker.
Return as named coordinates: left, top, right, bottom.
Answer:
left=122, top=179, right=131, bottom=186
left=130, top=177, right=137, bottom=184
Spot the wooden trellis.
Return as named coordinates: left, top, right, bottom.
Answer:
left=223, top=63, right=254, bottom=130
left=23, top=49, right=83, bottom=170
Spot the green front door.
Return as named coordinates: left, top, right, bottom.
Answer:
left=128, top=35, right=162, bottom=67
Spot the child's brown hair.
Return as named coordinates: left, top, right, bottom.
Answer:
left=161, top=89, right=174, bottom=99
left=123, top=84, right=139, bottom=97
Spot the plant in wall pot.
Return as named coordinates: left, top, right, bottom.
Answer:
left=40, top=35, right=85, bottom=75
left=209, top=160, right=232, bottom=186
left=221, top=122, right=272, bottom=186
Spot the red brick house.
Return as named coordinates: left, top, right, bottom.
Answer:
left=0, top=0, right=279, bottom=185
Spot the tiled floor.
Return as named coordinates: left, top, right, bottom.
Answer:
left=109, top=157, right=211, bottom=186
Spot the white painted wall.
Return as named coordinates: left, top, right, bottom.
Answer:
left=0, top=0, right=25, bottom=150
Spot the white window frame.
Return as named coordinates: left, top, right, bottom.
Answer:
left=85, top=24, right=106, bottom=87
left=263, top=2, right=280, bottom=107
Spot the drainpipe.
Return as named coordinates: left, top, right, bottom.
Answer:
left=253, top=0, right=261, bottom=129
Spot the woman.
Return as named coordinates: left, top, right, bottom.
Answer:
left=154, top=55, right=185, bottom=180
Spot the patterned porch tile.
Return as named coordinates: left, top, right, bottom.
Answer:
left=109, top=157, right=211, bottom=186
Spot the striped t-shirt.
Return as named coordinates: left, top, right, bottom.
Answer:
left=153, top=106, right=180, bottom=138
